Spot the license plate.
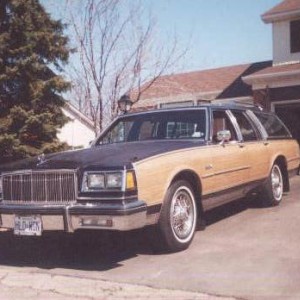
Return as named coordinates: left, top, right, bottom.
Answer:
left=14, top=215, right=42, bottom=236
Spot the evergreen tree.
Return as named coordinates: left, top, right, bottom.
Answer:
left=0, top=0, right=70, bottom=164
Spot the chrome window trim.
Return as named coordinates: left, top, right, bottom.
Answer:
left=251, top=110, right=292, bottom=139
left=225, top=110, right=243, bottom=142
left=246, top=110, right=269, bottom=140
left=209, top=108, right=243, bottom=143
left=94, top=107, right=210, bottom=146
left=229, top=109, right=262, bottom=142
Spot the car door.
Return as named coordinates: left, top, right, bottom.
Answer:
left=202, top=109, right=249, bottom=210
left=230, top=109, right=270, bottom=192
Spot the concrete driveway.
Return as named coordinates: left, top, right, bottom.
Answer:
left=0, top=176, right=299, bottom=299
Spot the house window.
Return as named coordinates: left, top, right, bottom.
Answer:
left=290, top=20, right=300, bottom=53
left=166, top=122, right=196, bottom=138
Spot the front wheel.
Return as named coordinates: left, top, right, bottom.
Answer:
left=154, top=180, right=197, bottom=253
left=261, top=164, right=284, bottom=207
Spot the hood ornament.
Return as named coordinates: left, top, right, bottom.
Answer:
left=37, top=153, right=45, bottom=166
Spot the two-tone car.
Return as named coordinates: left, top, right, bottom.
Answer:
left=0, top=104, right=299, bottom=252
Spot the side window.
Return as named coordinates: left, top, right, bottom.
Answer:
left=212, top=110, right=237, bottom=143
left=231, top=111, right=257, bottom=141
left=138, top=121, right=158, bottom=141
left=101, top=120, right=134, bottom=144
left=254, top=112, right=291, bottom=138
left=290, top=20, right=300, bottom=53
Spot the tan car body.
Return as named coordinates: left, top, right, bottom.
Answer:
left=134, top=139, right=299, bottom=213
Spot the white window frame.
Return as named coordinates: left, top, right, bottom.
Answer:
left=271, top=99, right=300, bottom=112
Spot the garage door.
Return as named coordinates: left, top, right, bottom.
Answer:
left=275, top=103, right=300, bottom=145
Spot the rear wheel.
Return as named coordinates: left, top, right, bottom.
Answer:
left=261, top=164, right=283, bottom=207
left=154, top=180, right=197, bottom=253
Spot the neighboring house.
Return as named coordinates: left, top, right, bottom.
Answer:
left=132, top=62, right=271, bottom=110
left=58, top=102, right=96, bottom=149
left=132, top=0, right=300, bottom=143
left=243, top=0, right=300, bottom=143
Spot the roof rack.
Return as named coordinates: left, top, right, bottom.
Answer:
left=225, top=100, right=264, bottom=111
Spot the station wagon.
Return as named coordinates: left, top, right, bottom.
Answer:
left=0, top=104, right=299, bottom=252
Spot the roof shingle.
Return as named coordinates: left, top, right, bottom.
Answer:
left=262, top=0, right=300, bottom=22
left=132, top=61, right=271, bottom=106
left=246, top=62, right=300, bottom=77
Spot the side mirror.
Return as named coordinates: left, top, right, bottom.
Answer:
left=89, top=140, right=95, bottom=147
left=217, top=130, right=231, bottom=145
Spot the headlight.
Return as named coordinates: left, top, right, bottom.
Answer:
left=87, top=173, right=105, bottom=190
left=106, top=173, right=123, bottom=189
left=82, top=170, right=136, bottom=192
left=82, top=172, right=105, bottom=191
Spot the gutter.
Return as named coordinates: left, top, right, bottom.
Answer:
left=242, top=69, right=300, bottom=85
left=262, top=9, right=300, bottom=23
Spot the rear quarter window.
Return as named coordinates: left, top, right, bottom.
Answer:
left=254, top=112, right=291, bottom=139
left=231, top=110, right=258, bottom=141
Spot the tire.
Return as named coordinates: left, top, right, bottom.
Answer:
left=261, top=164, right=284, bottom=207
left=154, top=180, right=197, bottom=253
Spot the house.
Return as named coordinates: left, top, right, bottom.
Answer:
left=133, top=61, right=272, bottom=110
left=132, top=61, right=272, bottom=110
left=58, top=102, right=96, bottom=149
left=132, top=0, right=300, bottom=143
left=243, top=0, right=300, bottom=143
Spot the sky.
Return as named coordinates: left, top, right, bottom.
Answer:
left=41, top=0, right=282, bottom=74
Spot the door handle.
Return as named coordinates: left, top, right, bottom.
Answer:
left=205, top=164, right=213, bottom=170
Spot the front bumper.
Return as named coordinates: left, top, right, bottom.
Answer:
left=0, top=200, right=151, bottom=232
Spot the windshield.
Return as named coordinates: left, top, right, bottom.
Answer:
left=96, top=109, right=207, bottom=145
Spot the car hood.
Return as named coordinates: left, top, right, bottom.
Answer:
left=0, top=140, right=206, bottom=172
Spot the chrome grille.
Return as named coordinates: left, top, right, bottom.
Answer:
left=2, top=170, right=77, bottom=204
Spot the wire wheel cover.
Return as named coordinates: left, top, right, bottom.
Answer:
left=170, top=187, right=196, bottom=242
left=271, top=165, right=283, bottom=201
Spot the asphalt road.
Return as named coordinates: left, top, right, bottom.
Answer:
left=0, top=176, right=300, bottom=299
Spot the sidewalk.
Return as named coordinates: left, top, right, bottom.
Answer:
left=0, top=268, right=236, bottom=300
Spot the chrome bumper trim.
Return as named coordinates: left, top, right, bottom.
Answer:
left=0, top=201, right=155, bottom=232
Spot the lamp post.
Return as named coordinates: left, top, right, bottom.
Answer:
left=118, top=94, right=133, bottom=114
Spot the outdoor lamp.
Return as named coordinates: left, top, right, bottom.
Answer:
left=118, top=94, right=133, bottom=113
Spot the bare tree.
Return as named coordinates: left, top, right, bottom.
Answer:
left=67, top=0, right=187, bottom=133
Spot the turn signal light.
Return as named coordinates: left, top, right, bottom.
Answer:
left=126, top=171, right=136, bottom=190
left=80, top=217, right=113, bottom=228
